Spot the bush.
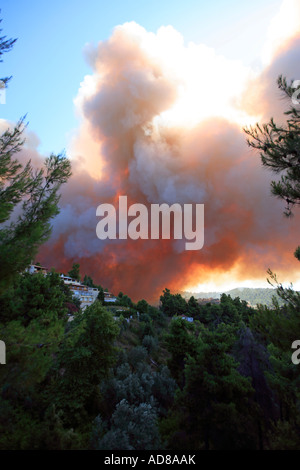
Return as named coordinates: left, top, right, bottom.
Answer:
left=92, top=399, right=161, bottom=450
left=128, top=346, right=148, bottom=370
left=142, top=335, right=158, bottom=354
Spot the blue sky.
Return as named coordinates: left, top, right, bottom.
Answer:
left=1, top=0, right=282, bottom=155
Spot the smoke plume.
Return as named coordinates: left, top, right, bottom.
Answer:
left=34, top=17, right=300, bottom=302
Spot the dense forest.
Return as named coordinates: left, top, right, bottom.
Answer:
left=1, top=274, right=300, bottom=450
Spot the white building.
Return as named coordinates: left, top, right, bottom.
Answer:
left=25, top=265, right=99, bottom=311
left=60, top=275, right=99, bottom=310
left=104, top=291, right=117, bottom=303
left=25, top=264, right=48, bottom=275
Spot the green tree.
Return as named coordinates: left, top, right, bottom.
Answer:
left=244, top=75, right=300, bottom=449
left=0, top=271, right=69, bottom=387
left=0, top=271, right=71, bottom=449
left=218, top=293, right=242, bottom=325
left=94, top=355, right=176, bottom=450
left=97, top=285, right=105, bottom=304
left=116, top=293, right=133, bottom=308
left=0, top=17, right=71, bottom=292
left=136, top=299, right=148, bottom=314
left=232, top=325, right=279, bottom=449
left=162, top=324, right=256, bottom=450
left=50, top=301, right=119, bottom=428
left=187, top=295, right=200, bottom=318
left=83, top=274, right=96, bottom=287
left=67, top=262, right=81, bottom=281
left=160, top=288, right=187, bottom=316
left=244, top=75, right=300, bottom=252
left=91, top=399, right=161, bottom=450
left=249, top=271, right=300, bottom=446
left=0, top=14, right=16, bottom=86
left=0, top=134, right=71, bottom=292
left=164, top=317, right=197, bottom=386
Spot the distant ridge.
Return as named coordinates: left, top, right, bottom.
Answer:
left=180, top=287, right=286, bottom=307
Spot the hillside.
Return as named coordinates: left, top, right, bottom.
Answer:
left=180, top=287, right=286, bottom=307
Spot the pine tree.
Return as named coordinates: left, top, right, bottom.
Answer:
left=67, top=263, right=81, bottom=281
left=50, top=301, right=119, bottom=428
left=244, top=75, right=300, bottom=258
left=244, top=76, right=300, bottom=449
left=0, top=14, right=16, bottom=86
left=164, top=316, right=197, bottom=386
left=162, top=324, right=257, bottom=450
left=244, top=76, right=300, bottom=215
left=0, top=138, right=71, bottom=291
left=0, top=16, right=72, bottom=292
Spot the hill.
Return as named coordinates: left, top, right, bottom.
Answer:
left=180, top=287, right=286, bottom=307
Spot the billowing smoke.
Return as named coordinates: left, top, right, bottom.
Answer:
left=35, top=17, right=300, bottom=302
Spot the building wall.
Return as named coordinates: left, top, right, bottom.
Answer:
left=60, top=275, right=98, bottom=310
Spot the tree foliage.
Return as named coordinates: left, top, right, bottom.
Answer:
left=67, top=262, right=81, bottom=281
left=244, top=76, right=300, bottom=216
left=0, top=21, right=71, bottom=292
left=0, top=14, right=16, bottom=85
left=243, top=75, right=300, bottom=449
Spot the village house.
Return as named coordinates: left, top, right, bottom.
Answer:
left=25, top=264, right=99, bottom=310
left=60, top=274, right=99, bottom=310
left=104, top=291, right=117, bottom=303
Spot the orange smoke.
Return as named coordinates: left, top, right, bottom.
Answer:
left=36, top=22, right=300, bottom=302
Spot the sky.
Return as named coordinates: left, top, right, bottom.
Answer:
left=1, top=0, right=283, bottom=153
left=1, top=0, right=300, bottom=301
